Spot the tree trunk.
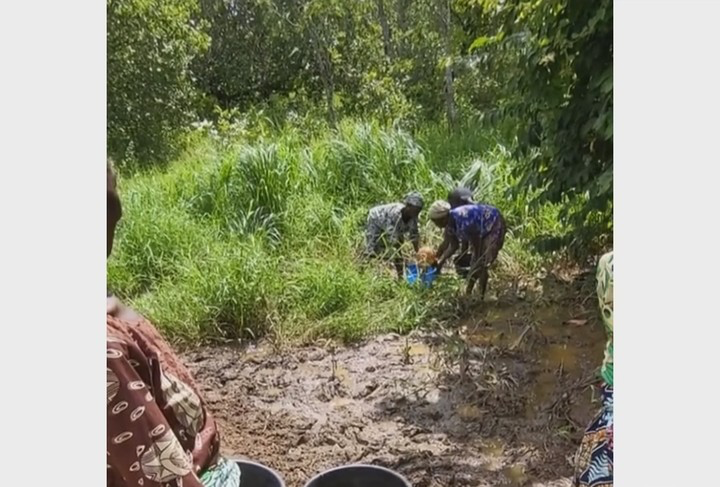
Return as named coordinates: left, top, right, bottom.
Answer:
left=324, top=75, right=337, bottom=128
left=396, top=0, right=410, bottom=57
left=309, top=25, right=337, bottom=128
left=440, top=0, right=458, bottom=129
left=376, top=0, right=394, bottom=60
left=444, top=64, right=457, bottom=129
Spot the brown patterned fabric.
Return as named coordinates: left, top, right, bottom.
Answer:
left=107, top=315, right=221, bottom=487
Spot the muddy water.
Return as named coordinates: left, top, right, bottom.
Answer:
left=463, top=304, right=604, bottom=425
left=183, top=287, right=605, bottom=487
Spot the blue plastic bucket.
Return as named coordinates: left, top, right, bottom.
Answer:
left=405, top=263, right=420, bottom=284
left=422, top=266, right=438, bottom=286
left=405, top=263, right=437, bottom=288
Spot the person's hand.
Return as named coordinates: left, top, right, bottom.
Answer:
left=107, top=296, right=143, bottom=323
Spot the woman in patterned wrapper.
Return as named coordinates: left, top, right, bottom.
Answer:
left=107, top=161, right=241, bottom=487
left=573, top=251, right=613, bottom=486
left=427, top=200, right=506, bottom=298
left=447, top=186, right=474, bottom=277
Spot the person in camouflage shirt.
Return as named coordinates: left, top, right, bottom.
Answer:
left=365, top=192, right=424, bottom=279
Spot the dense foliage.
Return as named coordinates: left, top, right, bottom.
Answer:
left=107, top=0, right=209, bottom=163
left=107, top=0, right=612, bottom=246
left=472, top=0, right=613, bottom=247
left=107, top=0, right=612, bottom=339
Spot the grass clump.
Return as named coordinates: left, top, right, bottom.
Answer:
left=109, top=120, right=569, bottom=344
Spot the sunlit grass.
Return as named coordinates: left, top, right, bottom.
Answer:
left=108, top=120, right=569, bottom=344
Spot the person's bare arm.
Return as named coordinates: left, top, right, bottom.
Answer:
left=436, top=239, right=448, bottom=263
left=409, top=218, right=420, bottom=252
left=436, top=235, right=459, bottom=271
left=435, top=226, right=450, bottom=262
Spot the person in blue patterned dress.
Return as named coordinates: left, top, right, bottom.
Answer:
left=448, top=186, right=474, bottom=277
left=428, top=200, right=506, bottom=298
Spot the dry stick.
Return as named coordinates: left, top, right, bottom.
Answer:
left=543, top=368, right=600, bottom=415
left=564, top=410, right=585, bottom=431
left=329, top=346, right=338, bottom=383
left=581, top=291, right=596, bottom=307
left=402, top=336, right=411, bottom=365
left=509, top=322, right=534, bottom=351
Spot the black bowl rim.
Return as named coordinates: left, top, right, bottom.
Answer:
left=229, top=458, right=286, bottom=487
left=303, top=463, right=411, bottom=487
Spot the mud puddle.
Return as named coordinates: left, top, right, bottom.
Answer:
left=183, top=277, right=604, bottom=487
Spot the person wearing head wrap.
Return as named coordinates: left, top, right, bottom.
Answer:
left=447, top=186, right=475, bottom=276
left=365, top=192, right=424, bottom=279
left=448, top=186, right=474, bottom=208
left=573, top=251, right=613, bottom=486
left=428, top=200, right=506, bottom=298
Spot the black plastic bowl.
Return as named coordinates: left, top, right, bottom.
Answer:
left=233, top=459, right=285, bottom=487
left=304, top=464, right=412, bottom=487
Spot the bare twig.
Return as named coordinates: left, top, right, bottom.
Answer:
left=543, top=369, right=600, bottom=415
left=509, top=322, right=533, bottom=350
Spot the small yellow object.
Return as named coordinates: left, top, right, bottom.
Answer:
left=416, top=246, right=437, bottom=266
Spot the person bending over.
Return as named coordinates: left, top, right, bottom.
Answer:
left=365, top=192, right=424, bottom=279
left=428, top=200, right=506, bottom=298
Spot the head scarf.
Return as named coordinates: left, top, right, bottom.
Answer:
left=403, top=191, right=424, bottom=209
left=448, top=186, right=474, bottom=208
left=428, top=200, right=451, bottom=220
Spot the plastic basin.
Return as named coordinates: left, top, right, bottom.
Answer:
left=421, top=266, right=438, bottom=285
left=233, top=459, right=285, bottom=487
left=304, top=464, right=412, bottom=487
left=405, top=263, right=420, bottom=284
left=405, top=263, right=437, bottom=287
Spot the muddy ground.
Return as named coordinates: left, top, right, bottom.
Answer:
left=183, top=271, right=604, bottom=487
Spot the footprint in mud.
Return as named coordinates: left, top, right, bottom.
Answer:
left=331, top=364, right=352, bottom=386
left=405, top=343, right=430, bottom=357
left=456, top=404, right=485, bottom=421
left=542, top=345, right=578, bottom=373
left=503, top=465, right=528, bottom=485
left=525, top=371, right=557, bottom=417
left=481, top=439, right=505, bottom=458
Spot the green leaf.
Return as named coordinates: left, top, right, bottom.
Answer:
left=469, top=32, right=504, bottom=52
left=470, top=36, right=493, bottom=51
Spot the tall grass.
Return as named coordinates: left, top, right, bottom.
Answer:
left=108, top=120, right=568, bottom=344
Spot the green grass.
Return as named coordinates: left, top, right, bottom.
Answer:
left=108, top=119, right=569, bottom=344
